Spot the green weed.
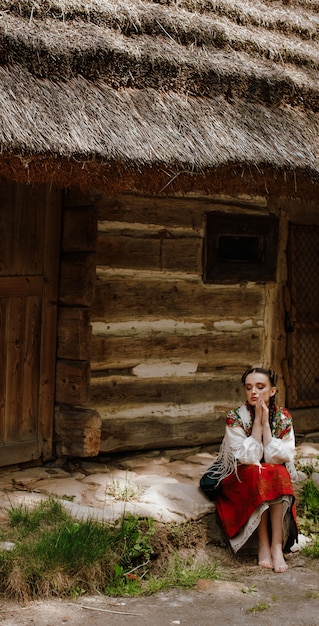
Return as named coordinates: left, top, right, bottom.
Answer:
left=296, top=459, right=319, bottom=477
left=106, top=478, right=143, bottom=502
left=305, top=589, right=319, bottom=599
left=300, top=480, right=319, bottom=522
left=297, top=479, right=319, bottom=538
left=141, top=553, right=219, bottom=595
left=246, top=601, right=269, bottom=614
left=297, top=479, right=319, bottom=554
left=241, top=584, right=257, bottom=594
left=303, top=536, right=319, bottom=559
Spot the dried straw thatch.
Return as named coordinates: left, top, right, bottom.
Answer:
left=0, top=0, right=318, bottom=193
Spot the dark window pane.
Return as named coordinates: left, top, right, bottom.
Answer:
left=203, top=212, right=278, bottom=283
left=217, top=235, right=261, bottom=263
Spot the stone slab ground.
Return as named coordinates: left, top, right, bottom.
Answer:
left=1, top=443, right=318, bottom=528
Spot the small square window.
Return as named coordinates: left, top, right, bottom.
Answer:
left=204, top=212, right=279, bottom=283
left=217, top=235, right=261, bottom=263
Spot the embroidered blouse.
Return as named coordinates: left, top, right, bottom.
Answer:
left=208, top=402, right=297, bottom=484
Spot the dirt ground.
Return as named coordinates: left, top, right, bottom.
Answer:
left=0, top=548, right=318, bottom=625
left=0, top=520, right=318, bottom=626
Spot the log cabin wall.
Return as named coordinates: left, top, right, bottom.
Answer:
left=90, top=193, right=277, bottom=454
left=52, top=191, right=319, bottom=458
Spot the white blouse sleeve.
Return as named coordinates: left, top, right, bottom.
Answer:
left=263, top=425, right=296, bottom=464
left=224, top=424, right=263, bottom=465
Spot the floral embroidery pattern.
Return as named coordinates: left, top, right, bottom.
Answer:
left=226, top=403, right=292, bottom=440
left=226, top=407, right=253, bottom=436
left=271, top=406, right=293, bottom=440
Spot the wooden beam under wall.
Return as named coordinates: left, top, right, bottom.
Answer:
left=55, top=405, right=102, bottom=457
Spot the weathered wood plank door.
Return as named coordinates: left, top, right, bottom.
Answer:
left=285, top=224, right=319, bottom=408
left=0, top=180, right=61, bottom=467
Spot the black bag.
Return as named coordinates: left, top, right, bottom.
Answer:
left=199, top=462, right=224, bottom=501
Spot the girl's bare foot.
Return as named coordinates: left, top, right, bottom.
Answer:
left=271, top=545, right=288, bottom=573
left=258, top=545, right=273, bottom=569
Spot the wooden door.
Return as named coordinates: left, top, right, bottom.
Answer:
left=0, top=180, right=61, bottom=467
left=285, top=224, right=319, bottom=408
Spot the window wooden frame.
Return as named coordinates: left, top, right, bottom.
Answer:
left=203, top=212, right=279, bottom=283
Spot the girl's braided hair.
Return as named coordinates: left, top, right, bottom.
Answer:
left=241, top=367, right=278, bottom=425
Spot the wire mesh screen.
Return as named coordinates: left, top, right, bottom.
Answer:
left=288, top=225, right=319, bottom=408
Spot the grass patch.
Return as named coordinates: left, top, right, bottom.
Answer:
left=246, top=601, right=269, bottom=614
left=305, top=589, right=319, bottom=599
left=106, top=478, right=143, bottom=502
left=0, top=498, right=154, bottom=601
left=297, top=479, right=319, bottom=538
left=303, top=536, right=319, bottom=559
left=143, top=554, right=219, bottom=595
left=296, top=457, right=319, bottom=477
left=0, top=498, right=219, bottom=601
left=299, top=480, right=319, bottom=523
left=297, top=478, right=319, bottom=557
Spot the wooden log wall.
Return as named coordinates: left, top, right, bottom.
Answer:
left=54, top=190, right=101, bottom=457
left=90, top=193, right=272, bottom=453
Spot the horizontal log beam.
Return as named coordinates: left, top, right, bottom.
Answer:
left=97, top=194, right=205, bottom=229
left=92, top=277, right=264, bottom=321
left=90, top=329, right=262, bottom=370
left=99, top=409, right=226, bottom=453
left=89, top=372, right=243, bottom=406
left=96, top=194, right=267, bottom=228
left=97, top=234, right=202, bottom=273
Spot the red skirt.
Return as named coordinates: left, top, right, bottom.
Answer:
left=215, top=463, right=297, bottom=541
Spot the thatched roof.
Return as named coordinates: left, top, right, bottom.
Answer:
left=0, top=0, right=318, bottom=194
